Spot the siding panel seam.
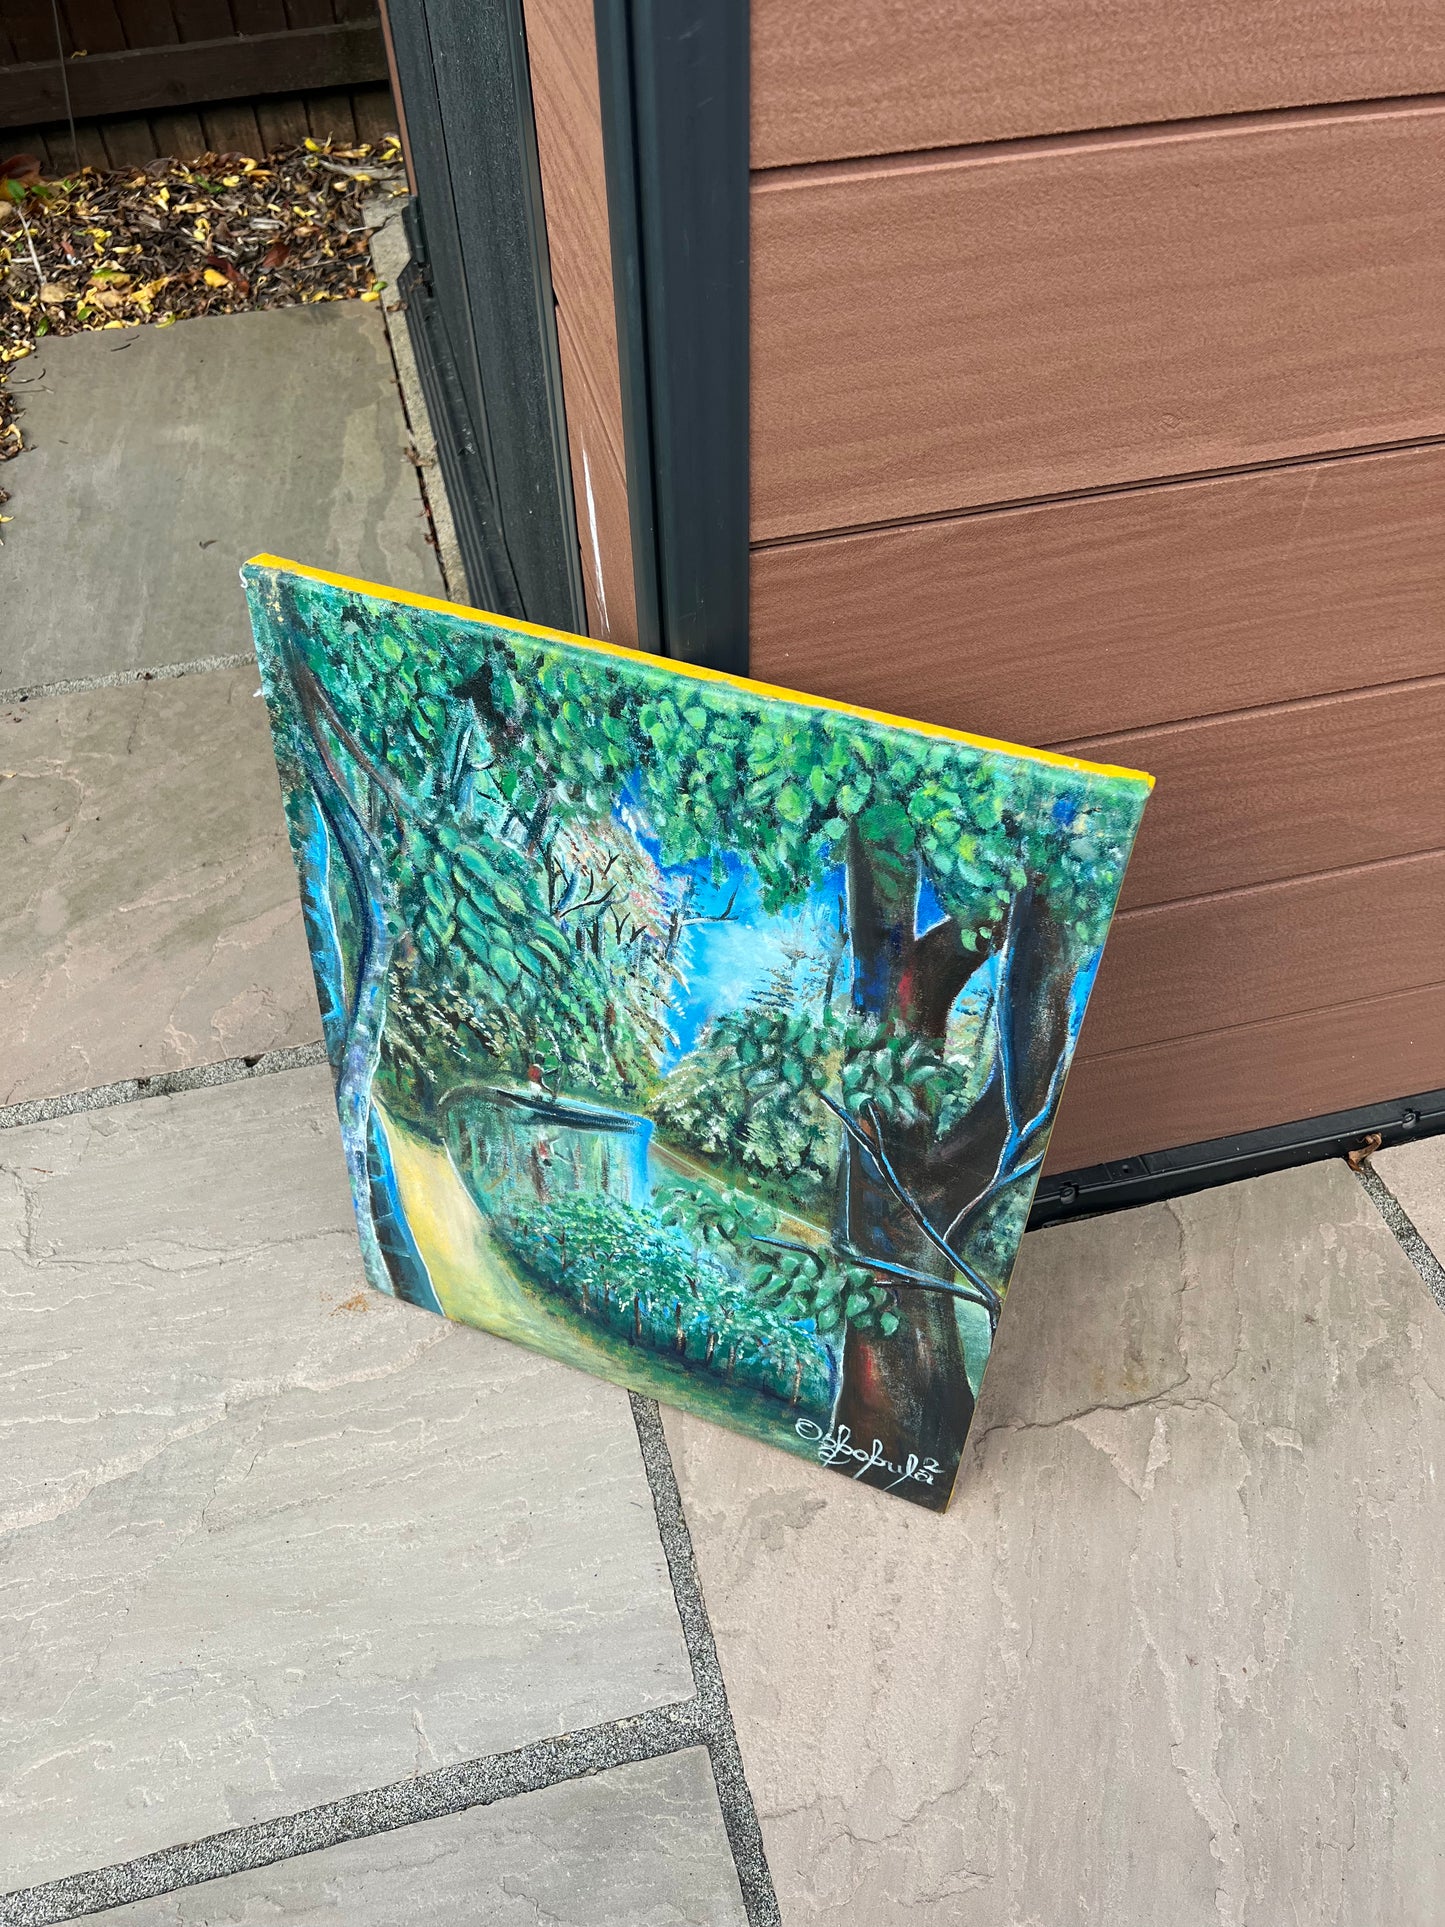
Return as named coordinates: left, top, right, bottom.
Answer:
left=1074, top=976, right=1445, bottom=1069
left=746, top=432, right=1445, bottom=552
left=1113, top=844, right=1445, bottom=924
left=749, top=90, right=1445, bottom=188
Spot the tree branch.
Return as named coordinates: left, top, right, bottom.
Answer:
left=750, top=1235, right=1000, bottom=1319
left=558, top=889, right=617, bottom=919
left=941, top=898, right=1069, bottom=1249
left=292, top=658, right=414, bottom=829
left=819, top=1092, right=1002, bottom=1326
left=686, top=885, right=739, bottom=925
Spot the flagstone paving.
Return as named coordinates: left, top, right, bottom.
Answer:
left=1373, top=1135, right=1445, bottom=1265
left=664, top=1159, right=1445, bottom=1926
left=0, top=1068, right=693, bottom=1892
left=5, top=275, right=1445, bottom=1925
left=0, top=666, right=317, bottom=1107
left=0, top=304, right=440, bottom=691
left=98, top=1752, right=747, bottom=1926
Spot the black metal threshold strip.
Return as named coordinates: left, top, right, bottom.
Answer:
left=1031, top=1085, right=1445, bottom=1228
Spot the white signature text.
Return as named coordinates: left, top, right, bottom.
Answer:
left=795, top=1419, right=942, bottom=1491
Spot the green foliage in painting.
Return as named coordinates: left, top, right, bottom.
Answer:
left=655, top=1004, right=841, bottom=1199
left=494, top=1191, right=834, bottom=1410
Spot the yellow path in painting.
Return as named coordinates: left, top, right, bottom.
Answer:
left=378, top=1101, right=557, bottom=1349
left=376, top=1102, right=823, bottom=1449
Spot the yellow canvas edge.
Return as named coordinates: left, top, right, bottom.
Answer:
left=244, top=554, right=1156, bottom=792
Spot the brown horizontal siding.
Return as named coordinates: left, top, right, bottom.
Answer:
left=555, top=306, right=637, bottom=648
left=752, top=0, right=1445, bottom=166
left=1044, top=981, right=1445, bottom=1170
left=750, top=445, right=1445, bottom=746
left=1075, top=679, right=1445, bottom=912
left=751, top=101, right=1445, bottom=541
left=524, top=0, right=633, bottom=646
left=1080, top=851, right=1445, bottom=1062
left=518, top=13, right=1445, bottom=1165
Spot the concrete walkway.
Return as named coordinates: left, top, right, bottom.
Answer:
left=4, top=288, right=1445, bottom=1926
left=0, top=304, right=439, bottom=689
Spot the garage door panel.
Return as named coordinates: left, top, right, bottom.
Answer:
left=752, top=0, right=1445, bottom=165
left=1079, top=852, right=1445, bottom=1060
left=1044, top=982, right=1445, bottom=1171
left=1079, top=680, right=1445, bottom=912
left=750, top=445, right=1445, bottom=746
left=752, top=103, right=1445, bottom=538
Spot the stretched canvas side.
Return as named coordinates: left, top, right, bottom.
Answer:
left=243, top=556, right=1153, bottom=1510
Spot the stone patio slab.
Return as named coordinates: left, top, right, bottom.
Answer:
left=0, top=304, right=440, bottom=690
left=664, top=1161, right=1445, bottom=1926
left=1373, top=1135, right=1445, bottom=1263
left=1, top=667, right=318, bottom=1106
left=1, top=1068, right=692, bottom=1891
left=98, top=1751, right=746, bottom=1925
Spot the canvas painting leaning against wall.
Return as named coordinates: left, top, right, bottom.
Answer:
left=244, top=559, right=1152, bottom=1510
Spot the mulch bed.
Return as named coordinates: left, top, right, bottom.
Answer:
left=0, top=138, right=404, bottom=522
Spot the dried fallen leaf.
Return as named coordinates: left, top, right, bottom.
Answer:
left=0, top=139, right=398, bottom=503
left=1346, top=1133, right=1383, bottom=1172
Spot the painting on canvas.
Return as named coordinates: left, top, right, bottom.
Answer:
left=244, top=559, right=1151, bottom=1509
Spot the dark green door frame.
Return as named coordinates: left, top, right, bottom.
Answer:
left=384, top=0, right=587, bottom=634
left=386, top=0, right=749, bottom=673
left=593, top=0, right=750, bottom=671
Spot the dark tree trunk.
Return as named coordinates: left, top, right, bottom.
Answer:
left=844, top=827, right=988, bottom=1051
left=1001, top=886, right=1074, bottom=1123
left=830, top=829, right=992, bottom=1500
left=832, top=1140, right=975, bottom=1504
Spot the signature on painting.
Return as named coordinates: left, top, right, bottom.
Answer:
left=795, top=1418, right=943, bottom=1491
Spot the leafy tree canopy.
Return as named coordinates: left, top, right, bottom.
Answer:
left=260, top=572, right=1147, bottom=976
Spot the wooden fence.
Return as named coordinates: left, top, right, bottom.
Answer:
left=0, top=0, right=394, bottom=165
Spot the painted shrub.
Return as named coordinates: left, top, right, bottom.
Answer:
left=244, top=558, right=1151, bottom=1509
